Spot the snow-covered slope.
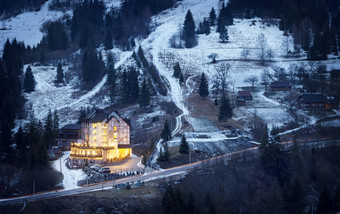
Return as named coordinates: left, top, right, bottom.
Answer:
left=0, top=0, right=70, bottom=55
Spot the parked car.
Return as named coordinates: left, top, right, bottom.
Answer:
left=102, top=167, right=111, bottom=173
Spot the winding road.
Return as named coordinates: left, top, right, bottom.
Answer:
left=0, top=146, right=258, bottom=206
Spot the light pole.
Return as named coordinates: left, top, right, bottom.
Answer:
left=101, top=171, right=104, bottom=190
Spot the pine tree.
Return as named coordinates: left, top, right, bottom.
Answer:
left=287, top=176, right=306, bottom=213
left=53, top=110, right=59, bottom=138
left=121, top=71, right=129, bottom=103
left=14, top=125, right=26, bottom=166
left=78, top=107, right=87, bottom=124
left=163, top=142, right=170, bottom=161
left=104, top=30, right=113, bottom=50
left=317, top=186, right=333, bottom=214
left=183, top=10, right=197, bottom=48
left=173, top=62, right=182, bottom=78
left=43, top=109, right=54, bottom=149
left=47, top=21, right=69, bottom=51
left=128, top=67, right=140, bottom=102
left=138, top=46, right=149, bottom=68
left=139, top=77, right=151, bottom=107
left=218, top=95, right=232, bottom=122
left=179, top=134, right=189, bottom=154
left=179, top=72, right=184, bottom=83
left=161, top=120, right=171, bottom=141
left=56, top=62, right=64, bottom=84
left=199, top=72, right=209, bottom=99
left=23, top=66, right=35, bottom=93
left=203, top=18, right=210, bottom=35
left=0, top=119, right=13, bottom=163
left=107, top=54, right=117, bottom=103
left=209, top=7, right=216, bottom=26
left=40, top=50, right=46, bottom=64
left=334, top=182, right=340, bottom=212
left=219, top=26, right=229, bottom=42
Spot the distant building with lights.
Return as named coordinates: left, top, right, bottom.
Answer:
left=69, top=108, right=131, bottom=167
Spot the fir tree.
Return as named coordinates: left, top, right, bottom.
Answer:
left=43, top=109, right=54, bottom=149
left=107, top=53, right=117, bottom=102
left=40, top=50, right=46, bottom=63
left=139, top=77, right=151, bottom=107
left=317, top=186, right=333, bottom=214
left=56, top=62, right=64, bottom=84
left=138, top=46, right=149, bottom=68
left=161, top=120, right=172, bottom=141
left=179, top=72, right=184, bottom=83
left=173, top=62, right=182, bottom=78
left=198, top=72, right=209, bottom=99
left=183, top=10, right=197, bottom=48
left=14, top=125, right=26, bottom=166
left=78, top=107, right=87, bottom=124
left=219, top=26, right=229, bottom=42
left=53, top=110, right=59, bottom=138
left=287, top=176, right=306, bottom=213
left=218, top=95, right=232, bottom=122
left=104, top=30, right=113, bottom=50
left=179, top=134, right=189, bottom=154
left=203, top=18, right=210, bottom=35
left=334, top=182, right=340, bottom=212
left=23, top=66, right=35, bottom=93
left=0, top=119, right=13, bottom=163
left=163, top=142, right=170, bottom=161
left=47, top=21, right=69, bottom=51
left=209, top=7, right=216, bottom=26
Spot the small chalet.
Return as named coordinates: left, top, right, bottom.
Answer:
left=270, top=81, right=292, bottom=91
left=57, top=124, right=81, bottom=150
left=299, top=93, right=328, bottom=109
left=237, top=91, right=253, bottom=100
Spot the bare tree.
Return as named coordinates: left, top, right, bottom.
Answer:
left=208, top=53, right=219, bottom=63
left=257, top=33, right=267, bottom=65
left=244, top=75, right=258, bottom=91
left=282, top=35, right=290, bottom=57
left=261, top=69, right=270, bottom=91
left=214, top=62, right=231, bottom=95
left=288, top=63, right=297, bottom=83
left=266, top=48, right=274, bottom=61
left=240, top=48, right=251, bottom=61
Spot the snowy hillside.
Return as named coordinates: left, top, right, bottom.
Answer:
left=0, top=0, right=71, bottom=55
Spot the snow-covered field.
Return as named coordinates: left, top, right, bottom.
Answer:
left=0, top=0, right=70, bottom=55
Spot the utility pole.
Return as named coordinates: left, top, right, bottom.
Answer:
left=33, top=180, right=35, bottom=202
left=101, top=171, right=104, bottom=190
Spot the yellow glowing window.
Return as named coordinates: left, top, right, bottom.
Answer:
left=93, top=130, right=97, bottom=135
left=93, top=136, right=97, bottom=141
left=114, top=126, right=117, bottom=132
left=114, top=133, right=117, bottom=139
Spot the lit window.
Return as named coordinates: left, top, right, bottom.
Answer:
left=114, top=133, right=117, bottom=139
left=114, top=126, right=117, bottom=132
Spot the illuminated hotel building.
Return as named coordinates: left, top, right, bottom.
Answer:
left=70, top=108, right=131, bottom=166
